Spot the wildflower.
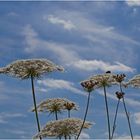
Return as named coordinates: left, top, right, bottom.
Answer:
left=76, top=80, right=98, bottom=140
left=127, top=74, right=140, bottom=88
left=32, top=98, right=78, bottom=120
left=81, top=80, right=99, bottom=92
left=115, top=91, right=125, bottom=100
left=33, top=118, right=92, bottom=139
left=64, top=101, right=78, bottom=118
left=0, top=59, right=64, bottom=139
left=89, top=73, right=116, bottom=88
left=0, top=59, right=64, bottom=79
left=111, top=74, right=133, bottom=140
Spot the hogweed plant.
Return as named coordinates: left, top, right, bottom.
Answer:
left=114, top=74, right=133, bottom=140
left=64, top=101, right=78, bottom=118
left=111, top=91, right=124, bottom=139
left=89, top=72, right=116, bottom=140
left=76, top=80, right=98, bottom=140
left=32, top=98, right=78, bottom=120
left=0, top=59, right=64, bottom=139
left=33, top=118, right=92, bottom=140
left=111, top=74, right=126, bottom=139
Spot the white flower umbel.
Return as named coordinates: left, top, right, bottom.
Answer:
left=32, top=98, right=78, bottom=120
left=33, top=118, right=92, bottom=139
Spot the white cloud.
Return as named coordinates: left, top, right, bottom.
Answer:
left=47, top=15, right=76, bottom=30
left=22, top=24, right=137, bottom=72
left=79, top=132, right=90, bottom=139
left=126, top=0, right=140, bottom=6
left=117, top=135, right=140, bottom=139
left=22, top=24, right=79, bottom=63
left=133, top=112, right=140, bottom=124
left=58, top=10, right=140, bottom=46
left=70, top=60, right=135, bottom=72
left=0, top=112, right=26, bottom=124
left=37, top=78, right=86, bottom=96
left=7, top=12, right=18, bottom=17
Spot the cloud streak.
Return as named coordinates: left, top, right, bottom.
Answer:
left=22, top=25, right=135, bottom=73
left=37, top=78, right=86, bottom=96
left=70, top=60, right=135, bottom=72
left=125, top=0, right=140, bottom=6
left=47, top=15, right=76, bottom=30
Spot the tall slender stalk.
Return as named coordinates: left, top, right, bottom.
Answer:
left=103, top=85, right=111, bottom=140
left=55, top=111, right=58, bottom=120
left=76, top=91, right=91, bottom=140
left=31, top=75, right=42, bottom=140
left=120, top=83, right=133, bottom=140
left=122, top=97, right=133, bottom=140
left=68, top=110, right=70, bottom=118
left=111, top=99, right=120, bottom=139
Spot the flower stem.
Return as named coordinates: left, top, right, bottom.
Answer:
left=111, top=99, right=120, bottom=139
left=120, top=83, right=133, bottom=140
left=55, top=111, right=58, bottom=120
left=103, top=85, right=111, bottom=140
left=31, top=75, right=42, bottom=140
left=68, top=110, right=71, bottom=139
left=68, top=110, right=70, bottom=118
left=76, top=91, right=91, bottom=140
left=122, top=97, right=133, bottom=140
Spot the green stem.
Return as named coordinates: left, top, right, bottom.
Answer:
left=76, top=91, right=91, bottom=140
left=103, top=86, right=111, bottom=140
left=31, top=75, right=42, bottom=140
left=111, top=99, right=120, bottom=139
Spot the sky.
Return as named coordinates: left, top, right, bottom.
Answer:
left=0, top=0, right=140, bottom=139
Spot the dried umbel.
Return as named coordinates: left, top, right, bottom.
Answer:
left=113, top=74, right=126, bottom=83
left=127, top=74, right=140, bottom=88
left=89, top=73, right=116, bottom=88
left=81, top=80, right=99, bottom=92
left=0, top=59, right=64, bottom=79
left=33, top=118, right=92, bottom=139
left=115, top=91, right=125, bottom=100
left=32, top=98, right=78, bottom=113
left=64, top=102, right=78, bottom=111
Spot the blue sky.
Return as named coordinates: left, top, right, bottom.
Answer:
left=0, top=1, right=140, bottom=139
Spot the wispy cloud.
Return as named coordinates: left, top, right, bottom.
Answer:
left=22, top=24, right=79, bottom=63
left=22, top=25, right=135, bottom=73
left=37, top=78, right=86, bottom=96
left=133, top=112, right=140, bottom=124
left=79, top=132, right=90, bottom=139
left=46, top=15, right=76, bottom=30
left=125, top=0, right=140, bottom=6
left=7, top=12, right=19, bottom=17
left=69, top=60, right=135, bottom=72
left=117, top=134, right=140, bottom=139
left=0, top=112, right=26, bottom=124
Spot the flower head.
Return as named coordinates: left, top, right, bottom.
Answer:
left=32, top=98, right=78, bottom=113
left=33, top=118, right=92, bottom=139
left=126, top=74, right=140, bottom=88
left=115, top=91, right=125, bottom=100
left=113, top=74, right=126, bottom=83
left=89, top=73, right=116, bottom=88
left=0, top=59, right=64, bottom=79
left=64, top=101, right=78, bottom=111
left=81, top=80, right=99, bottom=92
